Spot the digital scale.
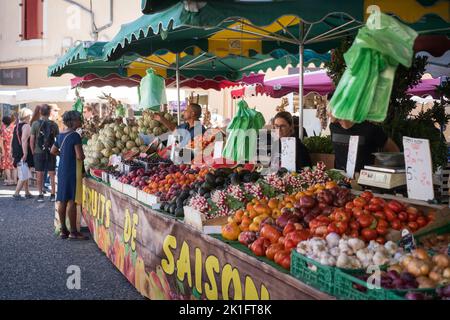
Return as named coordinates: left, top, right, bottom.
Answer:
left=358, top=165, right=406, bottom=191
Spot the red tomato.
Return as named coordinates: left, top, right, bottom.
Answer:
left=375, top=237, right=386, bottom=245
left=345, top=202, right=355, bottom=211
left=387, top=200, right=404, bottom=213
left=360, top=191, right=374, bottom=201
left=353, top=197, right=367, bottom=208
left=349, top=220, right=360, bottom=230
left=361, top=228, right=378, bottom=241
left=368, top=204, right=383, bottom=212
left=407, top=221, right=419, bottom=232
left=358, top=214, right=374, bottom=228
left=274, top=250, right=291, bottom=270
left=352, top=207, right=364, bottom=218
left=416, top=216, right=428, bottom=228
left=376, top=224, right=388, bottom=235
left=370, top=197, right=386, bottom=206
left=373, top=211, right=386, bottom=220
left=265, top=243, right=284, bottom=261
left=350, top=229, right=359, bottom=238
left=391, top=219, right=402, bottom=231
left=384, top=208, right=397, bottom=222
left=398, top=211, right=408, bottom=222
left=377, top=219, right=389, bottom=229
left=407, top=211, right=418, bottom=222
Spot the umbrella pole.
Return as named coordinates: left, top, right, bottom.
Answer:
left=176, top=53, right=181, bottom=125
left=298, top=22, right=305, bottom=141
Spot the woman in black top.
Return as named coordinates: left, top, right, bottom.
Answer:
left=330, top=119, right=399, bottom=172
left=12, top=108, right=34, bottom=200
left=273, top=112, right=312, bottom=171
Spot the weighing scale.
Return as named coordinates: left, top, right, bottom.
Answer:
left=358, top=165, right=406, bottom=192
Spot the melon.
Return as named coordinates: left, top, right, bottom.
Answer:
left=131, top=126, right=139, bottom=133
left=126, top=141, right=136, bottom=149
left=93, top=151, right=103, bottom=160
left=111, top=147, right=120, bottom=155
left=121, top=135, right=129, bottom=143
left=123, top=126, right=130, bottom=135
left=115, top=140, right=125, bottom=149
left=135, top=137, right=144, bottom=147
left=101, top=148, right=111, bottom=158
left=153, top=127, right=163, bottom=136
left=164, top=113, right=173, bottom=121
left=131, top=147, right=140, bottom=154
left=103, top=139, right=115, bottom=149
left=115, top=131, right=123, bottom=139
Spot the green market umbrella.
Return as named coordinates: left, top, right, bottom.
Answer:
left=104, top=0, right=449, bottom=138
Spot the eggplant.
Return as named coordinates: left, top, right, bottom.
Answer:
left=436, top=285, right=450, bottom=298
left=405, top=292, right=427, bottom=300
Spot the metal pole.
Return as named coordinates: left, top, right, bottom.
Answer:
left=176, top=53, right=181, bottom=125
left=298, top=22, right=305, bottom=141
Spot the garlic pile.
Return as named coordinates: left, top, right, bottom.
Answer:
left=296, top=233, right=404, bottom=269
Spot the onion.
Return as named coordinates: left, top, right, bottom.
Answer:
left=436, top=285, right=450, bottom=298
left=405, top=292, right=426, bottom=300
left=432, top=254, right=449, bottom=269
left=412, top=248, right=430, bottom=261
left=387, top=270, right=401, bottom=280
left=429, top=271, right=442, bottom=283
left=443, top=267, right=450, bottom=279
left=416, top=276, right=436, bottom=289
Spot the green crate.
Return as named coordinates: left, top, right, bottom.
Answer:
left=415, top=223, right=450, bottom=255
left=334, top=269, right=388, bottom=300
left=290, top=250, right=338, bottom=295
left=334, top=269, right=436, bottom=300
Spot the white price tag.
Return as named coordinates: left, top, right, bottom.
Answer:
left=403, top=136, right=434, bottom=201
left=213, top=141, right=224, bottom=159
left=281, top=137, right=296, bottom=172
left=346, top=135, right=359, bottom=179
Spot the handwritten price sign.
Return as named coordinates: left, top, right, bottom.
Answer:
left=281, top=137, right=296, bottom=172
left=346, top=135, right=359, bottom=179
left=403, top=137, right=434, bottom=201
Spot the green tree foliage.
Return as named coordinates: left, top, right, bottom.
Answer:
left=326, top=40, right=450, bottom=170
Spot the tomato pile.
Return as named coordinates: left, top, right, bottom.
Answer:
left=309, top=191, right=434, bottom=244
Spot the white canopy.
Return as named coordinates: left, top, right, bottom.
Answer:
left=0, top=90, right=17, bottom=105
left=15, top=86, right=71, bottom=104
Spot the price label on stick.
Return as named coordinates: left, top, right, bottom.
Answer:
left=281, top=137, right=296, bottom=172
left=346, top=135, right=359, bottom=179
left=399, top=229, right=416, bottom=252
left=213, top=141, right=224, bottom=159
left=402, top=137, right=434, bottom=201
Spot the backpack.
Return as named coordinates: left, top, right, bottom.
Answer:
left=37, top=120, right=56, bottom=152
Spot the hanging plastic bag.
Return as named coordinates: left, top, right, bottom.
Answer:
left=330, top=12, right=417, bottom=123
left=139, top=69, right=167, bottom=111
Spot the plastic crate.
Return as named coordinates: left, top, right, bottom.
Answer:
left=334, top=269, right=388, bottom=300
left=415, top=223, right=450, bottom=255
left=334, top=269, right=437, bottom=300
left=290, top=250, right=337, bottom=295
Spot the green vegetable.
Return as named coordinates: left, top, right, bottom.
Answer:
left=303, top=136, right=333, bottom=154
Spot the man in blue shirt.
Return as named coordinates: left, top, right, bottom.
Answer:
left=154, top=103, right=206, bottom=147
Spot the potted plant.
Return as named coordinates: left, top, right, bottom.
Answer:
left=303, top=136, right=335, bottom=169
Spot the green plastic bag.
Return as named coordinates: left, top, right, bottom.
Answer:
left=72, top=97, right=84, bottom=115
left=139, top=69, right=167, bottom=111
left=222, top=100, right=265, bottom=162
left=330, top=12, right=417, bottom=123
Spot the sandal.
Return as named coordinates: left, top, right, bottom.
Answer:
left=60, top=228, right=70, bottom=239
left=13, top=194, right=24, bottom=201
left=69, top=232, right=89, bottom=241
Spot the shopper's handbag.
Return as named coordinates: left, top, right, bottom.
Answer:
left=17, top=160, right=30, bottom=181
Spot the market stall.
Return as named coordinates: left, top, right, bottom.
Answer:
left=47, top=1, right=450, bottom=301
left=82, top=178, right=332, bottom=300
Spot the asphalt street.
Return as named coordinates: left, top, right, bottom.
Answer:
left=0, top=184, right=144, bottom=300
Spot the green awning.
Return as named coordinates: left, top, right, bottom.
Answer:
left=48, top=42, right=144, bottom=78
left=105, top=0, right=449, bottom=61
left=49, top=41, right=330, bottom=81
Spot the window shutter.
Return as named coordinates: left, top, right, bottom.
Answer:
left=22, top=0, right=43, bottom=40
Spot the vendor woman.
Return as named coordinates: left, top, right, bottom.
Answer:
left=330, top=118, right=400, bottom=172
left=273, top=112, right=312, bottom=170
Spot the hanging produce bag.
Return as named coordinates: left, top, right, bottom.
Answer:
left=72, top=97, right=83, bottom=114
left=115, top=102, right=126, bottom=118
left=222, top=100, right=265, bottom=162
left=330, top=12, right=417, bottom=123
left=139, top=69, right=167, bottom=111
